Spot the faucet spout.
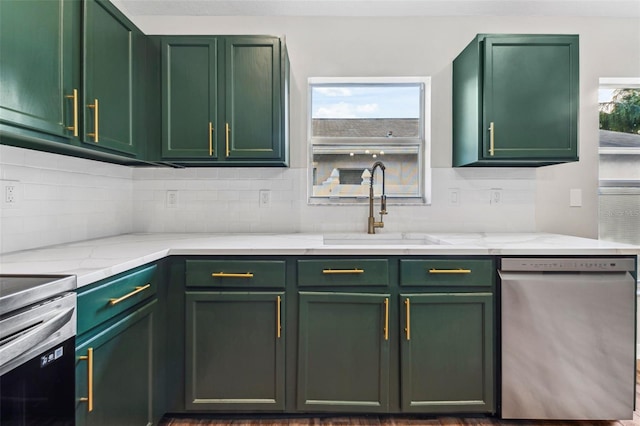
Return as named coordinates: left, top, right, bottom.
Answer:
left=368, top=161, right=388, bottom=234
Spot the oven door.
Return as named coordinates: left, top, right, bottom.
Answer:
left=0, top=293, right=76, bottom=426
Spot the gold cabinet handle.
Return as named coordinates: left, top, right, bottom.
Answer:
left=209, top=122, right=214, bottom=156
left=211, top=272, right=254, bottom=278
left=65, top=88, right=78, bottom=136
left=79, top=347, right=94, bottom=412
left=87, top=99, right=99, bottom=142
left=108, top=284, right=151, bottom=306
left=404, top=298, right=411, bottom=341
left=322, top=268, right=364, bottom=274
left=488, top=121, right=495, bottom=156
left=225, top=122, right=230, bottom=157
left=428, top=268, right=472, bottom=274
left=383, top=298, right=389, bottom=341
left=276, top=296, right=282, bottom=339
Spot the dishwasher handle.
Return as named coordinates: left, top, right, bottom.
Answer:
left=0, top=307, right=75, bottom=367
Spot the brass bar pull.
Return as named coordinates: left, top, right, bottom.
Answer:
left=211, top=272, right=254, bottom=278
left=79, top=347, right=94, bottom=412
left=208, top=122, right=214, bottom=156
left=276, top=296, right=282, bottom=339
left=405, top=298, right=411, bottom=341
left=428, top=268, right=472, bottom=274
left=65, top=89, right=78, bottom=136
left=489, top=121, right=495, bottom=156
left=322, top=269, right=364, bottom=274
left=383, top=298, right=389, bottom=341
left=108, top=284, right=151, bottom=306
left=87, top=99, right=99, bottom=142
left=225, top=122, right=230, bottom=157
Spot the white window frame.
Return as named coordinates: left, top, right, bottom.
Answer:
left=307, top=76, right=431, bottom=205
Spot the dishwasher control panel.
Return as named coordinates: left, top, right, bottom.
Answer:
left=500, top=257, right=636, bottom=272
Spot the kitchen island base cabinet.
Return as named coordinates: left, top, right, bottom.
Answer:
left=297, top=292, right=391, bottom=413
left=400, top=293, right=494, bottom=413
left=185, top=292, right=286, bottom=411
left=75, top=299, right=157, bottom=426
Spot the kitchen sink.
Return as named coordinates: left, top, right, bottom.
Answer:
left=323, top=233, right=447, bottom=246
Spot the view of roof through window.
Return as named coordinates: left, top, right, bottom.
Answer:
left=311, top=84, right=421, bottom=138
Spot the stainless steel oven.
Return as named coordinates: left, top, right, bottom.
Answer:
left=0, top=275, right=77, bottom=426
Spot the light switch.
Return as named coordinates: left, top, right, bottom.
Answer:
left=569, top=188, right=582, bottom=207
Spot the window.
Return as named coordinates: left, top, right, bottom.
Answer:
left=308, top=77, right=430, bottom=204
left=598, top=78, right=640, bottom=246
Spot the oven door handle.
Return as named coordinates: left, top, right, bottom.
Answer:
left=0, top=307, right=75, bottom=367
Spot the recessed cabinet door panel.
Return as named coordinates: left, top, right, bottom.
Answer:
left=185, top=292, right=285, bottom=411
left=162, top=38, right=218, bottom=159
left=483, top=36, right=578, bottom=159
left=400, top=293, right=494, bottom=413
left=84, top=0, right=135, bottom=155
left=225, top=37, right=281, bottom=160
left=75, top=300, right=156, bottom=426
left=297, top=292, right=390, bottom=412
left=0, top=0, right=77, bottom=138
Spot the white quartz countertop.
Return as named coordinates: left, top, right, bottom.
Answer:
left=0, top=232, right=638, bottom=288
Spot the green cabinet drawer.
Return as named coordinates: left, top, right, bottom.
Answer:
left=400, top=259, right=493, bottom=287
left=297, top=259, right=389, bottom=287
left=185, top=259, right=286, bottom=288
left=77, top=264, right=158, bottom=336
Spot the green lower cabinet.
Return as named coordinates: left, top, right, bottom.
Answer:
left=185, top=291, right=285, bottom=411
left=399, top=293, right=494, bottom=413
left=297, top=292, right=391, bottom=413
left=75, top=299, right=157, bottom=426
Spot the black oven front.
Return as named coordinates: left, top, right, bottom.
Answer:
left=0, top=276, right=77, bottom=426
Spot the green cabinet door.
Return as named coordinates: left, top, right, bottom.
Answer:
left=0, top=0, right=80, bottom=138
left=453, top=34, right=579, bottom=167
left=224, top=36, right=283, bottom=161
left=76, top=299, right=157, bottom=426
left=399, top=293, right=494, bottom=413
left=83, top=0, right=140, bottom=156
left=161, top=37, right=219, bottom=159
left=297, top=292, right=391, bottom=413
left=185, top=292, right=285, bottom=411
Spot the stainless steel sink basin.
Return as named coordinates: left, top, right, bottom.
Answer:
left=322, top=233, right=447, bottom=246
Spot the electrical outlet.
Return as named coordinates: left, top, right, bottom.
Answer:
left=166, top=190, right=178, bottom=208
left=259, top=190, right=271, bottom=208
left=449, top=189, right=460, bottom=205
left=490, top=189, right=502, bottom=205
left=1, top=181, right=19, bottom=207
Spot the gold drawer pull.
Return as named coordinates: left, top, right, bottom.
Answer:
left=79, top=347, right=94, bottom=412
left=225, top=122, right=230, bottom=157
left=404, top=298, right=411, bottom=341
left=322, top=268, right=364, bottom=274
left=65, top=88, right=78, bottom=136
left=489, top=121, right=495, bottom=156
left=108, top=284, right=151, bottom=306
left=276, top=296, right=282, bottom=339
left=212, top=272, right=254, bottom=278
left=209, top=121, right=214, bottom=156
left=429, top=268, right=471, bottom=274
left=383, top=298, right=389, bottom=341
left=87, top=98, right=99, bottom=142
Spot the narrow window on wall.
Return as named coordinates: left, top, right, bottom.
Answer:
left=307, top=77, right=431, bottom=205
left=598, top=77, right=640, bottom=245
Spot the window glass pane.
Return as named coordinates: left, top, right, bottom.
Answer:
left=311, top=84, right=421, bottom=138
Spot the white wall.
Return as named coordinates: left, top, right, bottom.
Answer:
left=1, top=15, right=639, bottom=252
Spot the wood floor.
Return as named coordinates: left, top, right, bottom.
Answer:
left=158, top=366, right=640, bottom=426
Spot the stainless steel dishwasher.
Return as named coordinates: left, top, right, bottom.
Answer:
left=499, top=257, right=636, bottom=420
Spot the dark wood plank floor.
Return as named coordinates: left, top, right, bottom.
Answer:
left=158, top=365, right=640, bottom=426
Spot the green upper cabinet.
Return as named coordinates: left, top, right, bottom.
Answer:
left=453, top=34, right=579, bottom=167
left=0, top=0, right=80, bottom=139
left=161, top=38, right=219, bottom=159
left=83, top=0, right=143, bottom=156
left=159, top=35, right=289, bottom=166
